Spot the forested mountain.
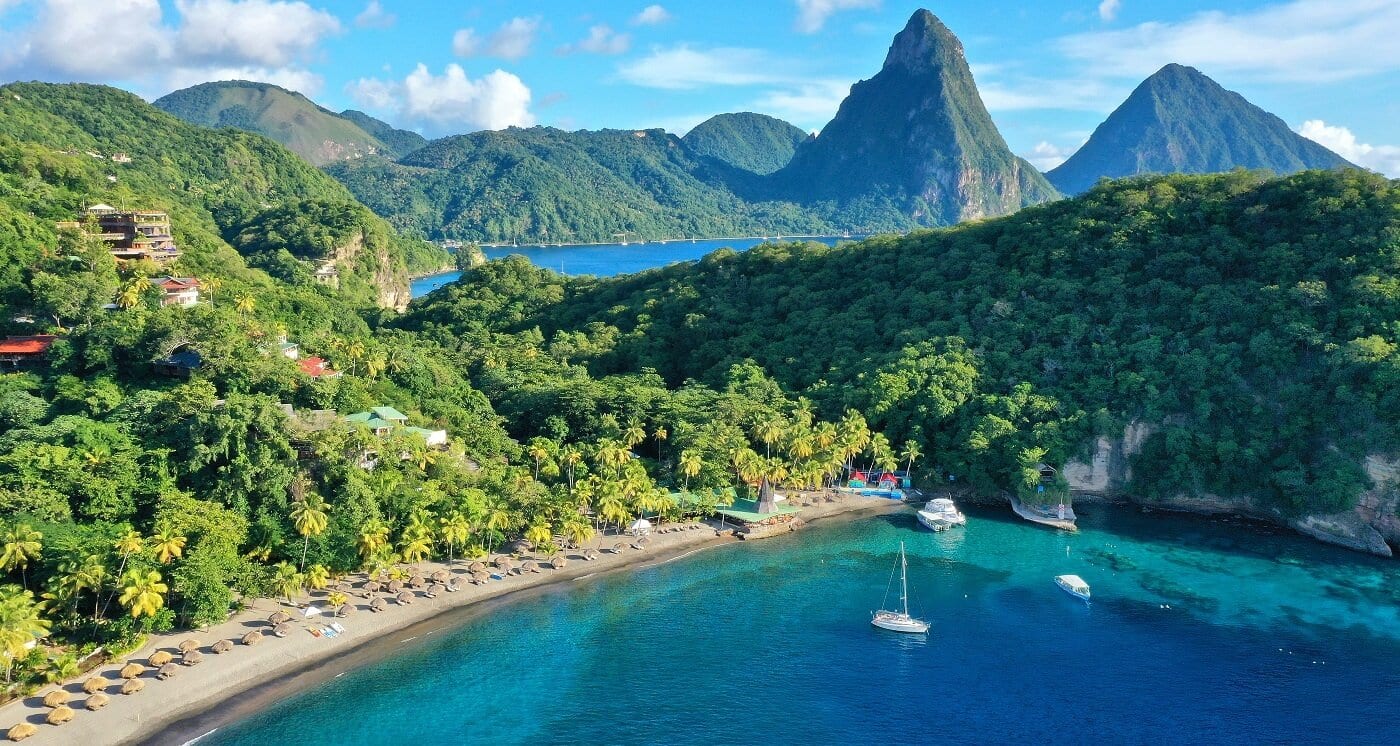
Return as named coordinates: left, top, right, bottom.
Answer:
left=681, top=112, right=807, bottom=175
left=770, top=9, right=1058, bottom=226
left=0, top=82, right=450, bottom=309
left=326, top=127, right=832, bottom=242
left=154, top=81, right=422, bottom=166
left=1047, top=64, right=1355, bottom=194
left=408, top=170, right=1400, bottom=541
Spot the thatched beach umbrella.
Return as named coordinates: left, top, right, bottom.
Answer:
left=426, top=583, right=444, bottom=597
left=363, top=580, right=383, bottom=595
left=268, top=611, right=291, bottom=625
left=241, top=630, right=263, bottom=646
left=519, top=559, right=538, bottom=573
left=551, top=556, right=568, bottom=570
left=431, top=569, right=450, bottom=583
left=158, top=663, right=179, bottom=680
left=148, top=650, right=173, bottom=667
left=386, top=580, right=403, bottom=594
left=7, top=722, right=37, bottom=741
left=42, top=690, right=70, bottom=708
left=445, top=580, right=460, bottom=592
left=395, top=591, right=413, bottom=605
left=409, top=576, right=426, bottom=589
left=584, top=549, right=600, bottom=561
left=369, top=597, right=387, bottom=612
left=182, top=650, right=204, bottom=666
left=493, top=556, right=513, bottom=571
left=46, top=706, right=74, bottom=725
left=468, top=561, right=486, bottom=573
left=119, top=663, right=144, bottom=680
left=611, top=542, right=625, bottom=554
left=178, top=638, right=201, bottom=653
left=82, top=677, right=107, bottom=694
left=273, top=622, right=292, bottom=638
left=121, top=678, right=145, bottom=695
left=211, top=639, right=234, bottom=654
left=84, top=692, right=110, bottom=711
left=337, top=603, right=353, bottom=617
left=471, top=570, right=489, bottom=584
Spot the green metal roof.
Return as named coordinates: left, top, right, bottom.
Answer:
left=716, top=498, right=800, bottom=523
left=371, top=406, right=408, bottom=422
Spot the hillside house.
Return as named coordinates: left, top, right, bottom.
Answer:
left=298, top=356, right=341, bottom=378
left=74, top=205, right=181, bottom=264
left=153, top=349, right=202, bottom=378
left=0, top=335, right=56, bottom=368
left=345, top=406, right=447, bottom=448
left=313, top=263, right=339, bottom=288
left=275, top=336, right=300, bottom=359
left=149, top=276, right=200, bottom=307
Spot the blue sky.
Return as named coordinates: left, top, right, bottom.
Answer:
left=1, top=1, right=1398, bottom=174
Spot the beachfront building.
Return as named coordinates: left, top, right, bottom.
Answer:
left=58, top=205, right=181, bottom=265
left=149, top=276, right=200, bottom=307
left=0, top=335, right=56, bottom=368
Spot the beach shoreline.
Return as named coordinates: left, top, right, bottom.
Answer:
left=0, top=494, right=902, bottom=746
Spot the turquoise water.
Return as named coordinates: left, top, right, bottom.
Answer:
left=410, top=237, right=849, bottom=298
left=197, top=504, right=1399, bottom=744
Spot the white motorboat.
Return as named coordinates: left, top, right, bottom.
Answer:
left=872, top=542, right=930, bottom=634
left=917, top=497, right=966, bottom=531
left=1055, top=574, right=1091, bottom=601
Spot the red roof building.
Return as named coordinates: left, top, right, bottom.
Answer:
left=298, top=356, right=341, bottom=378
left=0, top=335, right=57, bottom=367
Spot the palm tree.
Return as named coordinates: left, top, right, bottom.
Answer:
left=118, top=569, right=167, bottom=619
left=100, top=530, right=144, bottom=618
left=900, top=439, right=924, bottom=475
left=356, top=519, right=390, bottom=567
left=234, top=294, right=255, bottom=315
left=290, top=494, right=330, bottom=571
left=560, top=514, right=594, bottom=551
left=524, top=522, right=553, bottom=555
left=115, top=279, right=146, bottom=310
left=678, top=449, right=702, bottom=493
left=622, top=418, right=646, bottom=449
left=482, top=499, right=514, bottom=555
left=271, top=562, right=303, bottom=606
left=787, top=432, right=815, bottom=462
left=150, top=525, right=186, bottom=565
left=0, top=586, right=50, bottom=682
left=327, top=590, right=348, bottom=609
left=51, top=554, right=106, bottom=622
left=439, top=511, right=471, bottom=564
left=0, top=524, right=42, bottom=590
left=399, top=534, right=432, bottom=565
left=201, top=276, right=223, bottom=306
left=594, top=440, right=630, bottom=478
left=527, top=438, right=553, bottom=481
left=753, top=417, right=785, bottom=458
left=305, top=564, right=331, bottom=591
left=560, top=446, right=583, bottom=493
left=652, top=425, right=668, bottom=458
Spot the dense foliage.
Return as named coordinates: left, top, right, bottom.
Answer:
left=681, top=113, right=808, bottom=175
left=410, top=170, right=1400, bottom=518
left=336, top=109, right=427, bottom=159
left=153, top=81, right=416, bottom=166
left=1047, top=64, right=1354, bottom=195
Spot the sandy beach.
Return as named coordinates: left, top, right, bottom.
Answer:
left=0, top=493, right=900, bottom=746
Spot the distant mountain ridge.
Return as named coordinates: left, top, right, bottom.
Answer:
left=770, top=10, right=1058, bottom=226
left=154, top=81, right=424, bottom=166
left=681, top=112, right=807, bottom=175
left=1047, top=64, right=1355, bottom=194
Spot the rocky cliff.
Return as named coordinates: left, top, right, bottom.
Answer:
left=1064, top=423, right=1400, bottom=557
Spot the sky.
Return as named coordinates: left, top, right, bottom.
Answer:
left=1, top=0, right=1398, bottom=176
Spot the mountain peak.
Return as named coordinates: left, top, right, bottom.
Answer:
left=883, top=9, right=963, bottom=72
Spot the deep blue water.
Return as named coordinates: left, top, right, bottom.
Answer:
left=204, top=504, right=1400, bottom=745
left=410, top=236, right=849, bottom=298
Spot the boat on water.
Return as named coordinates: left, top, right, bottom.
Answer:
left=916, top=497, right=966, bottom=531
left=1055, top=574, right=1091, bottom=601
left=872, top=542, right=930, bottom=634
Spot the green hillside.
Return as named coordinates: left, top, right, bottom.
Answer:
left=682, top=112, right=807, bottom=175
left=408, top=169, right=1400, bottom=518
left=337, top=108, right=427, bottom=157
left=154, top=81, right=415, bottom=166
left=1047, top=64, right=1355, bottom=194
left=327, top=126, right=833, bottom=242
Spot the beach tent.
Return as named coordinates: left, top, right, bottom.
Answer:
left=848, top=471, right=869, bottom=488
left=302, top=605, right=323, bottom=618
left=628, top=518, right=652, bottom=536
left=878, top=472, right=898, bottom=488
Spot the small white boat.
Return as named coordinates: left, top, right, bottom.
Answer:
left=872, top=542, right=929, bottom=634
left=916, top=497, right=966, bottom=531
left=1055, top=574, right=1091, bottom=601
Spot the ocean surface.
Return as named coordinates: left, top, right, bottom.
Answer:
left=203, top=503, right=1400, bottom=745
left=410, top=236, right=850, bottom=298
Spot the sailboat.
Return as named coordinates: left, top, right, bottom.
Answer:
left=872, top=542, right=929, bottom=633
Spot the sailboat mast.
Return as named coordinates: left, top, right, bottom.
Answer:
left=899, top=541, right=909, bottom=616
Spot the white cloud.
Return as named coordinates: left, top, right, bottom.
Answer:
left=453, top=16, right=540, bottom=61
left=632, top=5, right=671, bottom=26
left=13, top=0, right=170, bottom=78
left=793, top=0, right=880, bottom=34
left=559, top=25, right=631, bottom=55
left=1058, top=0, right=1400, bottom=83
left=751, top=79, right=851, bottom=126
left=163, top=65, right=325, bottom=97
left=978, top=76, right=1122, bottom=113
left=348, top=63, right=534, bottom=137
left=354, top=0, right=395, bottom=29
left=1297, top=120, right=1400, bottom=177
left=1098, top=0, right=1121, bottom=22
left=617, top=46, right=796, bottom=89
left=1023, top=141, right=1078, bottom=171
left=175, top=0, right=341, bottom=68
